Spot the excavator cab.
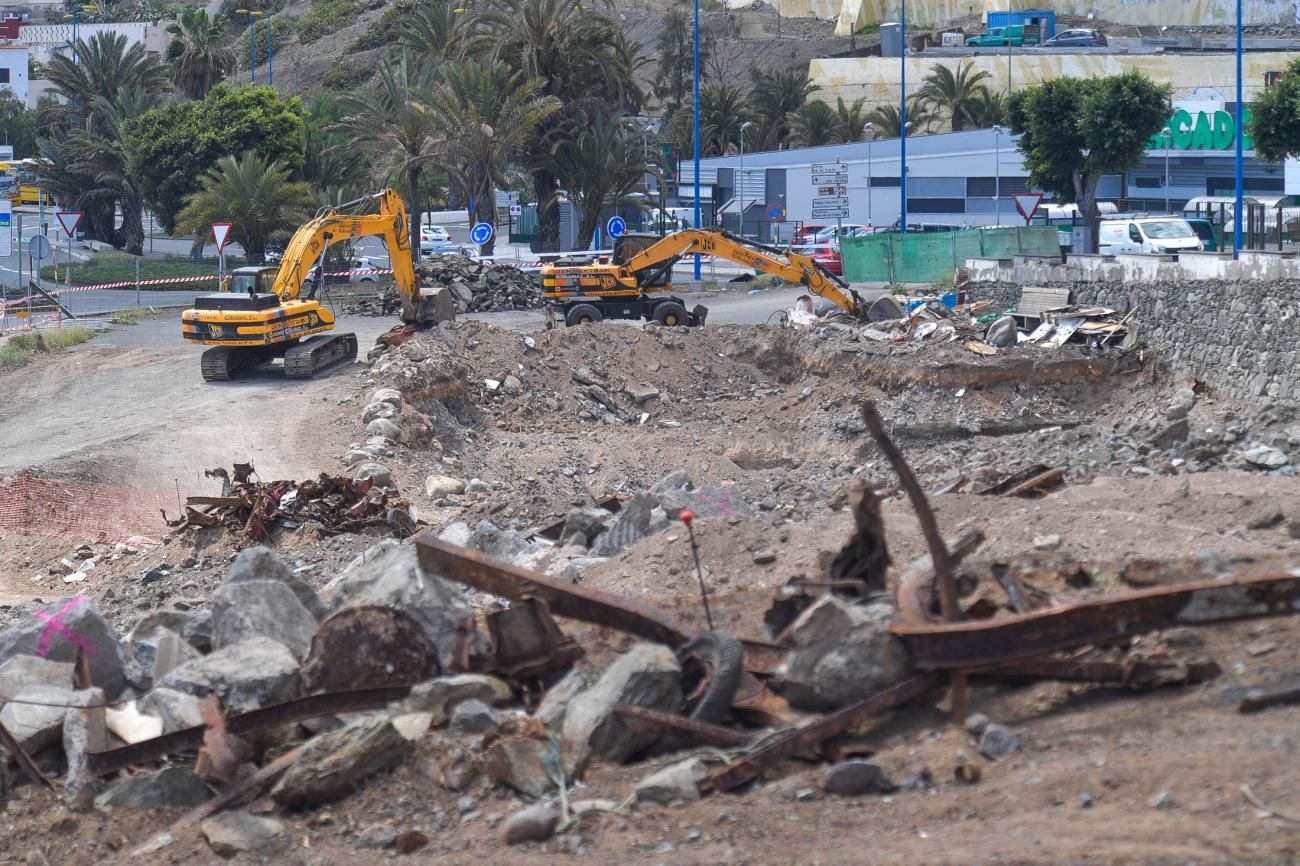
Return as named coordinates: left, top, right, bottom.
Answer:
left=614, top=234, right=675, bottom=288
left=227, top=266, right=278, bottom=296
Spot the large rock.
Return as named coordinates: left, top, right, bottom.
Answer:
left=224, top=547, right=327, bottom=620
left=562, top=507, right=615, bottom=546
left=559, top=643, right=682, bottom=769
left=394, top=674, right=512, bottom=726
left=590, top=493, right=658, bottom=557
left=425, top=475, right=466, bottom=499
left=656, top=483, right=754, bottom=522
left=271, top=716, right=411, bottom=808
left=139, top=687, right=205, bottom=733
left=96, top=766, right=212, bottom=809
left=470, top=520, right=534, bottom=561
left=502, top=804, right=559, bottom=845
left=63, top=687, right=104, bottom=811
left=0, top=654, right=74, bottom=696
left=484, top=736, right=555, bottom=799
left=201, top=811, right=284, bottom=857
left=128, top=624, right=202, bottom=684
left=327, top=541, right=481, bottom=669
left=822, top=760, right=894, bottom=796
left=777, top=597, right=913, bottom=711
left=211, top=580, right=318, bottom=660
left=156, top=637, right=301, bottom=714
left=0, top=684, right=70, bottom=752
left=635, top=757, right=708, bottom=804
left=0, top=596, right=129, bottom=697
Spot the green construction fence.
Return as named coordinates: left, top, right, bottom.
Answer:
left=840, top=226, right=1062, bottom=283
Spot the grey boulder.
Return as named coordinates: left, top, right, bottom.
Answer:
left=0, top=684, right=70, bottom=752
left=156, top=636, right=301, bottom=714
left=96, top=766, right=212, bottom=809
left=211, top=580, right=319, bottom=660
left=0, top=596, right=129, bottom=697
left=224, top=546, right=327, bottom=620
left=201, top=811, right=284, bottom=857
left=560, top=643, right=682, bottom=769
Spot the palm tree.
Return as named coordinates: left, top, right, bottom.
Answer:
left=44, top=32, right=169, bottom=131
left=329, top=52, right=441, bottom=252
left=165, top=9, right=235, bottom=99
left=969, top=89, right=1009, bottom=128
left=420, top=60, right=561, bottom=255
left=176, top=153, right=315, bottom=262
left=864, top=101, right=933, bottom=139
left=786, top=100, right=837, bottom=148
left=63, top=90, right=158, bottom=254
left=546, top=112, right=652, bottom=250
left=916, top=61, right=992, bottom=132
left=830, top=96, right=871, bottom=144
left=397, top=0, right=469, bottom=60
left=748, top=67, right=816, bottom=149
left=476, top=0, right=643, bottom=251
left=700, top=82, right=749, bottom=156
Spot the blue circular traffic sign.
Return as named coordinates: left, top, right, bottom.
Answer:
left=766, top=204, right=787, bottom=221
left=469, top=222, right=494, bottom=245
left=606, top=216, right=627, bottom=239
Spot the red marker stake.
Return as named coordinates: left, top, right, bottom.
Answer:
left=680, top=510, right=714, bottom=630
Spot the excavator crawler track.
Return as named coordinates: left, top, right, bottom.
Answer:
left=201, top=346, right=276, bottom=382
left=283, top=333, right=358, bottom=380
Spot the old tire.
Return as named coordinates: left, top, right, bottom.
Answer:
left=653, top=301, right=688, bottom=327
left=677, top=630, right=744, bottom=724
left=566, top=304, right=603, bottom=327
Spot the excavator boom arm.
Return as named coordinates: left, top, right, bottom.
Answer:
left=618, top=229, right=862, bottom=316
left=273, top=189, right=418, bottom=317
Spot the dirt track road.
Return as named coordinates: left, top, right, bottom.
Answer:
left=0, top=287, right=828, bottom=488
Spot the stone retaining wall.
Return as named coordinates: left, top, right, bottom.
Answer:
left=969, top=279, right=1300, bottom=401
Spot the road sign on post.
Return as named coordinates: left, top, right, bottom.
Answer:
left=810, top=162, right=850, bottom=221
left=470, top=223, right=494, bottom=245
left=56, top=211, right=83, bottom=240
left=606, top=216, right=627, bottom=239
left=766, top=204, right=786, bottom=221
left=1013, top=193, right=1044, bottom=224
left=211, top=222, right=233, bottom=252
left=0, top=200, right=10, bottom=259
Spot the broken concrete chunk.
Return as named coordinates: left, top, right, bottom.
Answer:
left=105, top=700, right=164, bottom=744
left=451, top=698, right=501, bottom=734
left=271, top=716, right=411, bottom=808
left=367, top=418, right=402, bottom=441
left=503, top=804, right=559, bottom=845
left=535, top=668, right=587, bottom=729
left=777, top=597, right=913, bottom=711
left=626, top=383, right=660, bottom=404
left=0, top=684, right=70, bottom=752
left=139, top=687, right=205, bottom=733
left=156, top=636, right=301, bottom=714
left=436, top=520, right=472, bottom=547
left=590, top=493, right=657, bottom=557
left=224, top=546, right=327, bottom=620
left=328, top=540, right=481, bottom=669
left=635, top=757, right=708, bottom=804
left=370, top=388, right=403, bottom=408
left=395, top=674, right=512, bottom=726
left=470, top=520, right=535, bottom=561
left=560, top=643, right=682, bottom=768
left=363, top=401, right=398, bottom=424
left=425, top=474, right=466, bottom=498
left=0, top=596, right=130, bottom=698
left=96, top=766, right=212, bottom=809
left=0, top=655, right=74, bottom=696
left=485, top=736, right=555, bottom=799
left=822, top=760, right=894, bottom=796
left=211, top=580, right=319, bottom=660
left=63, top=687, right=105, bottom=811
left=562, top=508, right=615, bottom=546
left=201, top=810, right=284, bottom=857
left=354, top=463, right=396, bottom=491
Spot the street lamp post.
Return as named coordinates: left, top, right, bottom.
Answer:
left=1233, top=0, right=1243, bottom=257
left=900, top=0, right=907, bottom=235
left=992, top=125, right=1004, bottom=225
left=63, top=6, right=95, bottom=68
left=237, top=9, right=263, bottom=84
left=739, top=120, right=752, bottom=236
left=1162, top=125, right=1172, bottom=214
left=863, top=122, right=874, bottom=225
left=267, top=14, right=273, bottom=85
left=901, top=121, right=913, bottom=230
left=692, top=0, right=701, bottom=279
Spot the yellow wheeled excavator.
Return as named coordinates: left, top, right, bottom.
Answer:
left=181, top=189, right=433, bottom=381
left=539, top=228, right=865, bottom=327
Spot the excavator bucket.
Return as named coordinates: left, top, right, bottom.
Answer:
left=689, top=305, right=709, bottom=327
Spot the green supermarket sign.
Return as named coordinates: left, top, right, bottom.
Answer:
left=1149, top=107, right=1253, bottom=151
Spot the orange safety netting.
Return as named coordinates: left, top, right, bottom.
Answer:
left=0, top=474, right=175, bottom=542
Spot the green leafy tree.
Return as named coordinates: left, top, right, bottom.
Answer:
left=968, top=89, right=1009, bottom=129
left=546, top=112, right=651, bottom=249
left=0, top=94, right=37, bottom=157
left=166, top=9, right=235, bottom=99
left=652, top=6, right=700, bottom=116
left=786, top=100, right=837, bottom=148
left=699, top=82, right=748, bottom=156
left=127, top=84, right=306, bottom=233
left=864, top=100, right=931, bottom=139
left=476, top=0, right=643, bottom=251
left=302, top=94, right=371, bottom=200
left=396, top=0, right=469, bottom=60
left=176, top=153, right=315, bottom=261
left=1247, top=57, right=1300, bottom=162
left=328, top=52, right=440, bottom=252
left=44, top=32, right=169, bottom=132
left=748, top=67, right=816, bottom=149
left=916, top=61, right=992, bottom=132
left=830, top=96, right=871, bottom=143
left=1009, top=71, right=1171, bottom=250
left=420, top=60, right=560, bottom=255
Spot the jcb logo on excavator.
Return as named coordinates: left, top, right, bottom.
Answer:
left=702, top=238, right=717, bottom=252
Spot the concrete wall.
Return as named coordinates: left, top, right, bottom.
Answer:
left=809, top=51, right=1288, bottom=106
left=16, top=22, right=166, bottom=65
left=967, top=254, right=1300, bottom=400
left=0, top=46, right=27, bottom=106
left=829, top=0, right=1296, bottom=33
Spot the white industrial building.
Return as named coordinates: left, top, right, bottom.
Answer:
left=0, top=45, right=27, bottom=105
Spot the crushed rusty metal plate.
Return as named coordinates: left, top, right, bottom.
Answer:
left=302, top=606, right=441, bottom=693
left=484, top=596, right=583, bottom=681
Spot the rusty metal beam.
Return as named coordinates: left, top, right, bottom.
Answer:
left=613, top=705, right=752, bottom=747
left=894, top=571, right=1300, bottom=670
left=974, top=656, right=1221, bottom=688
left=893, top=530, right=985, bottom=628
left=0, top=714, right=53, bottom=790
left=738, top=639, right=787, bottom=676
left=85, top=687, right=411, bottom=777
left=415, top=533, right=693, bottom=649
left=704, top=673, right=941, bottom=793
left=1239, top=680, right=1300, bottom=714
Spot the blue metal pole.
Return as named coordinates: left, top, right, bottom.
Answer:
left=267, top=18, right=273, bottom=86
left=249, top=15, right=256, bottom=84
left=899, top=1, right=907, bottom=235
left=1233, top=0, right=1243, bottom=258
left=72, top=14, right=78, bottom=66
left=692, top=0, right=702, bottom=279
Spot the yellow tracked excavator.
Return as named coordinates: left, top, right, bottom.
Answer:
left=181, top=189, right=437, bottom=382
left=539, top=228, right=865, bottom=326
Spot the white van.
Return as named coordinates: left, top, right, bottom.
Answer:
left=1098, top=217, right=1204, bottom=255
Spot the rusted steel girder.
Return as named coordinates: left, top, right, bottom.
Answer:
left=416, top=533, right=694, bottom=648
left=894, top=571, right=1300, bottom=670
left=704, top=673, right=942, bottom=793
left=613, top=704, right=753, bottom=747
left=975, top=656, right=1221, bottom=688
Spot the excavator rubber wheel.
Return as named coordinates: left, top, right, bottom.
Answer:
left=653, top=301, right=688, bottom=327
left=565, top=303, right=603, bottom=327
left=675, top=630, right=745, bottom=725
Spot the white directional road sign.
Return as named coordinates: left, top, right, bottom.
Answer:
left=811, top=198, right=851, bottom=220
left=811, top=162, right=848, bottom=185
left=811, top=162, right=850, bottom=220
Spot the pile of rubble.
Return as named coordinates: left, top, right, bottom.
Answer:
left=347, top=258, right=544, bottom=317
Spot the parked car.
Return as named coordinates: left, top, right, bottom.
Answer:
left=422, top=242, right=478, bottom=259
left=966, top=25, right=1025, bottom=47
left=1040, top=28, right=1107, bottom=47
left=420, top=225, right=453, bottom=255
left=794, top=243, right=843, bottom=275
left=307, top=256, right=386, bottom=285
left=1184, top=218, right=1218, bottom=252
left=812, top=224, right=869, bottom=244
left=1098, top=217, right=1203, bottom=255
left=792, top=223, right=828, bottom=245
